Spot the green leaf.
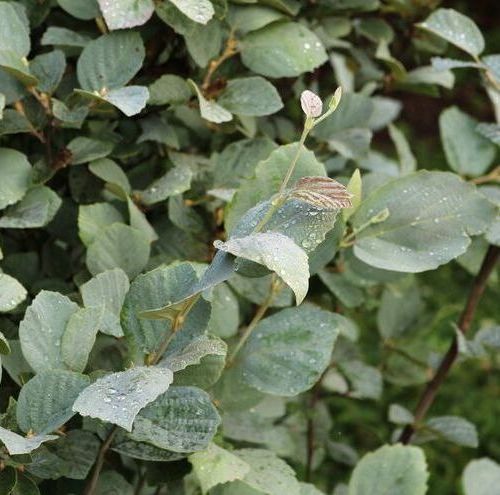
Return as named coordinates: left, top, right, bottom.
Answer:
left=339, top=361, right=382, bottom=400
left=376, top=279, right=422, bottom=339
left=16, top=370, right=90, bottom=434
left=61, top=307, right=103, bottom=372
left=31, top=50, right=66, bottom=95
left=19, top=291, right=79, bottom=373
left=162, top=334, right=226, bottom=371
left=218, top=77, right=283, bottom=116
left=215, top=232, right=309, bottom=304
left=235, top=304, right=340, bottom=396
left=206, top=283, right=240, bottom=338
left=190, top=443, right=251, bottom=494
left=352, top=171, right=495, bottom=272
left=98, top=0, right=154, bottom=30
left=463, top=458, right=500, bottom=495
left=148, top=74, right=191, bottom=106
left=231, top=448, right=301, bottom=495
left=58, top=0, right=100, bottom=20
left=96, top=471, right=133, bottom=495
left=129, top=386, right=220, bottom=452
left=418, top=8, right=485, bottom=57
left=439, top=106, right=496, bottom=177
left=388, top=124, right=417, bottom=174
left=317, top=270, right=364, bottom=308
left=0, top=426, right=57, bottom=455
left=0, top=148, right=32, bottom=210
left=68, top=137, right=113, bottom=165
left=226, top=143, right=326, bottom=232
left=0, top=2, right=30, bottom=57
left=349, top=444, right=428, bottom=495
left=89, top=158, right=131, bottom=196
left=168, top=0, right=214, bottom=24
left=41, top=26, right=94, bottom=47
left=80, top=268, right=130, bottom=337
left=139, top=165, right=193, bottom=205
left=189, top=80, right=232, bottom=124
left=184, top=19, right=223, bottom=68
left=26, top=430, right=100, bottom=481
left=78, top=203, right=124, bottom=246
left=86, top=224, right=151, bottom=279
left=241, top=22, right=327, bottom=78
left=0, top=50, right=38, bottom=86
left=0, top=273, right=27, bottom=312
left=77, top=32, right=145, bottom=91
left=424, top=415, right=478, bottom=447
left=104, top=86, right=149, bottom=117
left=121, top=262, right=210, bottom=360
left=73, top=366, right=174, bottom=431
left=476, top=123, right=500, bottom=146
left=0, top=466, right=16, bottom=494
left=0, top=186, right=62, bottom=229
left=227, top=5, right=287, bottom=35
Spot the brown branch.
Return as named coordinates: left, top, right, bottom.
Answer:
left=399, top=245, right=500, bottom=444
left=84, top=427, right=118, bottom=495
left=201, top=32, right=239, bottom=93
left=471, top=166, right=500, bottom=185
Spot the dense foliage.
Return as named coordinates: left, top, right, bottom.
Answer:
left=0, top=1, right=499, bottom=494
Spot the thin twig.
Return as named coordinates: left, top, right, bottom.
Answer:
left=471, top=166, right=500, bottom=185
left=226, top=277, right=282, bottom=367
left=201, top=32, right=239, bottom=92
left=83, top=427, right=118, bottom=495
left=399, top=245, right=500, bottom=444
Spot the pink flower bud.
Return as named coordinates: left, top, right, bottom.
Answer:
left=300, top=90, right=323, bottom=118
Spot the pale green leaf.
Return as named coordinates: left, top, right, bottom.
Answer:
left=418, top=8, right=484, bottom=57
left=190, top=443, right=250, bottom=494
left=139, top=165, right=193, bottom=205
left=439, top=106, right=496, bottom=177
left=463, top=458, right=500, bottom=495
left=0, top=2, right=30, bottom=57
left=168, top=0, right=214, bottom=24
left=215, top=232, right=309, bottom=304
left=148, top=74, right=191, bottom=106
left=235, top=304, right=340, bottom=396
left=0, top=273, right=27, bottom=312
left=190, top=80, right=232, bottom=123
left=105, top=86, right=149, bottom=116
left=98, top=0, right=154, bottom=30
left=0, top=186, right=62, bottom=229
left=0, top=148, right=32, bottom=210
left=19, top=291, right=79, bottom=373
left=217, top=77, right=283, bottom=116
left=78, top=203, right=124, bottom=246
left=72, top=366, right=174, bottom=431
left=389, top=124, right=417, bottom=174
left=77, top=31, right=145, bottom=91
left=86, top=224, right=151, bottom=279
left=241, top=22, right=327, bottom=78
left=61, top=307, right=103, bottom=372
left=161, top=334, right=227, bottom=372
left=0, top=427, right=57, bottom=455
left=425, top=416, right=478, bottom=447
left=80, top=268, right=130, bottom=337
left=348, top=444, right=428, bottom=495
left=31, top=50, right=66, bottom=94
left=352, top=171, right=495, bottom=272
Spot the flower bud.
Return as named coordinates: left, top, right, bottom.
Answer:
left=300, top=90, right=323, bottom=118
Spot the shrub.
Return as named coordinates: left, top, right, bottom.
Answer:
left=0, top=1, right=499, bottom=494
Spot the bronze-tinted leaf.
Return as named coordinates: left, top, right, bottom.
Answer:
left=290, top=176, right=353, bottom=210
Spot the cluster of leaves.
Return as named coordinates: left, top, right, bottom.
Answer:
left=0, top=0, right=499, bottom=494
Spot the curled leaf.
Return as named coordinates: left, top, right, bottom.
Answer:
left=290, top=176, right=353, bottom=210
